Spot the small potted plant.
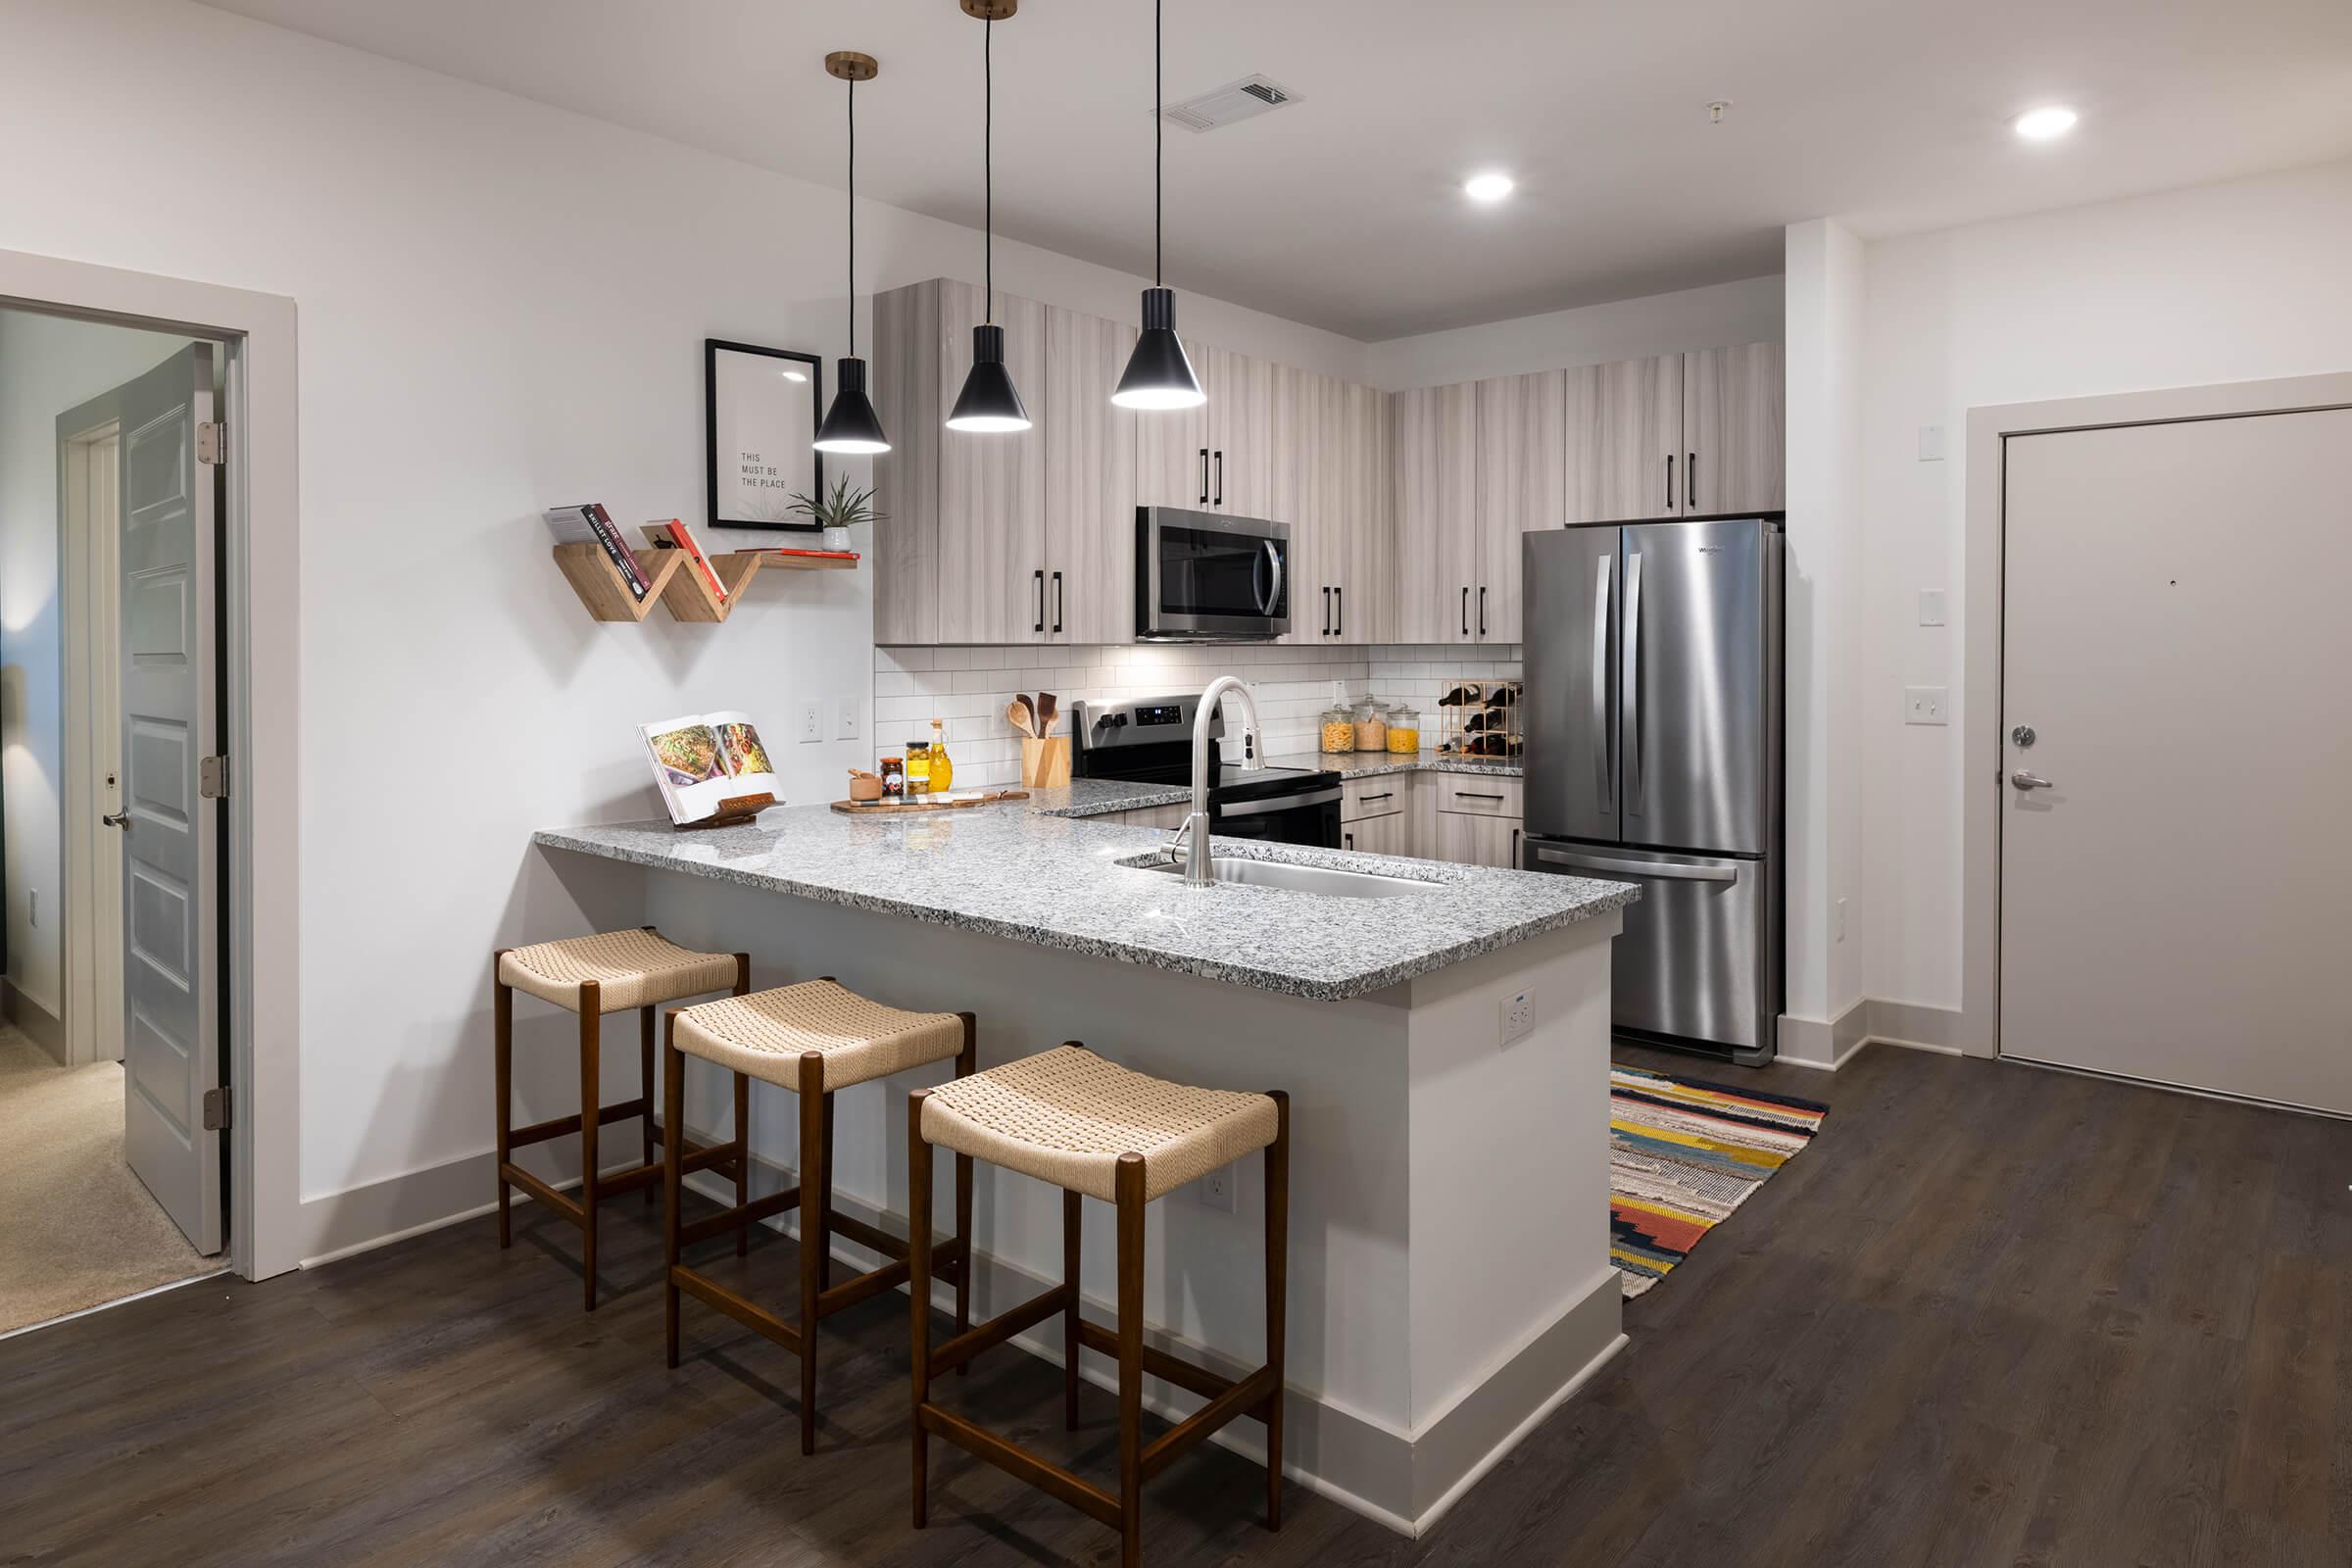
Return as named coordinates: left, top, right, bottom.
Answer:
left=785, top=474, right=886, bottom=552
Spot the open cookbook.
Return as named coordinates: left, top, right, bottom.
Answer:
left=640, top=711, right=780, bottom=827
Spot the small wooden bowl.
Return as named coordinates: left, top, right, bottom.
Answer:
left=848, top=774, right=884, bottom=803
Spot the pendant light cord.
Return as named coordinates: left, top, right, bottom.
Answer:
left=1152, top=0, right=1162, bottom=285
left=847, top=74, right=858, bottom=358
left=985, top=18, right=994, bottom=324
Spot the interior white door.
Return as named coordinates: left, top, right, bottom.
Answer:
left=90, top=433, right=127, bottom=1064
left=117, top=344, right=223, bottom=1254
left=2000, top=408, right=2352, bottom=1114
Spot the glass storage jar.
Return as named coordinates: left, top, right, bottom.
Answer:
left=1351, top=699, right=1388, bottom=753
left=1386, top=705, right=1421, bottom=755
left=1319, top=706, right=1356, bottom=754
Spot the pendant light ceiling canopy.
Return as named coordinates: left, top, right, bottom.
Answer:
left=814, top=49, right=891, bottom=455
left=946, top=0, right=1032, bottom=433
left=1112, top=0, right=1205, bottom=411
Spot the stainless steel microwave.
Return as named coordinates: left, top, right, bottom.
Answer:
left=1134, top=507, right=1291, bottom=641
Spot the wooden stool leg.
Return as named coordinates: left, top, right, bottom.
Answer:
left=663, top=1018, right=686, bottom=1369
left=1062, top=1189, right=1083, bottom=1430
left=639, top=1005, right=657, bottom=1204
left=954, top=1012, right=976, bottom=1374
left=1263, top=1090, right=1290, bottom=1532
left=578, top=981, right=602, bottom=1312
left=733, top=1071, right=752, bottom=1257
left=797, top=1051, right=827, bottom=1455
left=1114, top=1152, right=1147, bottom=1568
left=818, top=1092, right=837, bottom=1291
left=907, top=1091, right=934, bottom=1530
left=492, top=956, right=513, bottom=1250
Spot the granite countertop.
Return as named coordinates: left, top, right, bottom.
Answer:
left=1036, top=752, right=1523, bottom=820
left=533, top=798, right=1631, bottom=1002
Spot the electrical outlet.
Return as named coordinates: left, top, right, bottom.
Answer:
left=832, top=695, right=859, bottom=742
left=1917, top=424, right=1946, bottom=462
left=1499, top=987, right=1535, bottom=1047
left=798, top=701, right=823, bottom=743
left=1196, top=1164, right=1237, bottom=1213
left=1903, top=686, right=1947, bottom=726
left=1917, top=589, right=1946, bottom=627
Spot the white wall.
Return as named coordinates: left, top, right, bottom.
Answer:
left=1857, top=157, right=2352, bottom=1017
left=0, top=309, right=195, bottom=1021
left=0, top=0, right=1372, bottom=1207
left=1365, top=274, right=1783, bottom=391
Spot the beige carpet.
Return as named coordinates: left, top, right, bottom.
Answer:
left=0, top=1025, right=211, bottom=1335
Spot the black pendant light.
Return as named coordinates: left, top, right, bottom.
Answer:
left=947, top=1, right=1032, bottom=433
left=815, top=50, right=891, bottom=455
left=1111, top=0, right=1205, bottom=411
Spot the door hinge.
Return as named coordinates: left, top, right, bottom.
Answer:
left=202, top=1086, right=232, bottom=1131
left=199, top=755, right=231, bottom=799
left=196, top=421, right=226, bottom=465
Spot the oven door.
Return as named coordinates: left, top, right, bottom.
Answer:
left=1138, top=507, right=1290, bottom=640
left=1210, top=784, right=1341, bottom=849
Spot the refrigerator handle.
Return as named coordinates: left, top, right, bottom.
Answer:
left=1623, top=552, right=1644, bottom=814
left=1532, top=846, right=1740, bottom=883
left=1592, top=554, right=1613, bottom=809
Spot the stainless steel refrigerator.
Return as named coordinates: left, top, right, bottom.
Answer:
left=1520, top=515, right=1784, bottom=1064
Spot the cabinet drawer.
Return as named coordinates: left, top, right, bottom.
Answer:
left=1342, top=775, right=1407, bottom=822
left=1432, top=776, right=1522, bottom=818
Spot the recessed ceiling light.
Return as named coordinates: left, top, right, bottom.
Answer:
left=2013, top=106, right=2078, bottom=141
left=1463, top=172, right=1514, bottom=203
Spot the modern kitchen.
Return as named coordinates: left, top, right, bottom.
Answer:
left=4, top=2, right=2348, bottom=1565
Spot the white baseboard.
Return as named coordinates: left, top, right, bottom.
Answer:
left=1863, top=998, right=1970, bottom=1054
left=2, top=978, right=66, bottom=1063
left=1776, top=997, right=1973, bottom=1070
left=1776, top=997, right=1871, bottom=1070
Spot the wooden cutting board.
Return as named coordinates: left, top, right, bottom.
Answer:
left=830, top=789, right=1030, bottom=814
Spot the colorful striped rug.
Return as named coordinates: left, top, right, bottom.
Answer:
left=1610, top=1064, right=1828, bottom=1298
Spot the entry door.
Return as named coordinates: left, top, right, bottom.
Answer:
left=118, top=344, right=222, bottom=1254
left=2001, top=409, right=2352, bottom=1114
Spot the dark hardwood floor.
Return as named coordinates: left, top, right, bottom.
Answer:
left=3, top=1044, right=2344, bottom=1566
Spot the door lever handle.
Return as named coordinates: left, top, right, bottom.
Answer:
left=2010, top=770, right=2054, bottom=791
left=102, top=810, right=130, bottom=828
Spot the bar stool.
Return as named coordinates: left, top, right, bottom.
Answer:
left=662, top=979, right=976, bottom=1455
left=906, top=1044, right=1289, bottom=1568
left=493, top=926, right=748, bottom=1309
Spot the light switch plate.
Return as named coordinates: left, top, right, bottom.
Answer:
left=1917, top=424, right=1946, bottom=462
left=798, top=701, right=823, bottom=743
left=1918, top=589, right=1946, bottom=626
left=1903, top=686, right=1948, bottom=725
left=832, top=696, right=860, bottom=742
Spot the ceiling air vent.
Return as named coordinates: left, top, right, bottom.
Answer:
left=1158, top=75, right=1299, bottom=133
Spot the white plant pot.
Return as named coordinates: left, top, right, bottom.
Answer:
left=822, top=526, right=853, bottom=551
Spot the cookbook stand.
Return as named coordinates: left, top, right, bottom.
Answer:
left=676, top=792, right=776, bottom=831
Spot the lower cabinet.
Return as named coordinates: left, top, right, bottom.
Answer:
left=1341, top=811, right=1410, bottom=857
left=1098, top=803, right=1190, bottom=829
left=1432, top=811, right=1524, bottom=870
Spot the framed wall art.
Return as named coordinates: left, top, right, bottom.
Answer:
left=705, top=338, right=823, bottom=531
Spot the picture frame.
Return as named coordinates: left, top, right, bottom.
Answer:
left=705, top=338, right=825, bottom=532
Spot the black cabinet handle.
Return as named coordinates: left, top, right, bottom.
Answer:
left=1033, top=569, right=1045, bottom=633
left=1478, top=585, right=1488, bottom=638
left=1199, top=448, right=1209, bottom=505
left=1213, top=450, right=1224, bottom=507
left=1461, top=586, right=1470, bottom=637
left=1665, top=454, right=1676, bottom=511
left=1454, top=790, right=1507, bottom=801
left=1322, top=585, right=1332, bottom=636
left=1511, top=827, right=1522, bottom=865
left=1360, top=791, right=1394, bottom=804
left=1051, top=570, right=1063, bottom=634
left=1335, top=585, right=1344, bottom=637
left=1344, top=830, right=1355, bottom=851
left=1688, top=451, right=1698, bottom=511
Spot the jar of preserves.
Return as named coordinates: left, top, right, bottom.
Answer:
left=906, top=741, right=932, bottom=795
left=1351, top=699, right=1387, bottom=753
left=879, top=756, right=905, bottom=798
left=1319, top=706, right=1356, bottom=754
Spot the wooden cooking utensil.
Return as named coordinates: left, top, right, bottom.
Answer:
left=1034, top=691, right=1058, bottom=736
left=1006, top=696, right=1036, bottom=738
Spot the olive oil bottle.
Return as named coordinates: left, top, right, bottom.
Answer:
left=927, top=718, right=954, bottom=792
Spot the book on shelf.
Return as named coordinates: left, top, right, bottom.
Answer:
left=747, top=546, right=861, bottom=562
left=648, top=518, right=728, bottom=602
left=543, top=503, right=649, bottom=599
left=641, top=710, right=779, bottom=826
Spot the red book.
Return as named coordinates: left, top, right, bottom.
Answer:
left=654, top=518, right=726, bottom=602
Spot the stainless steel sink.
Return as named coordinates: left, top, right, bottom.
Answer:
left=1124, top=854, right=1437, bottom=899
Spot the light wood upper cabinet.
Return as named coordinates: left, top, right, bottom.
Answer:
left=1475, top=369, right=1566, bottom=644
left=1044, top=307, right=1138, bottom=644
left=1322, top=377, right=1392, bottom=644
left=934, top=282, right=1050, bottom=643
left=1682, top=342, right=1785, bottom=515
left=1203, top=345, right=1278, bottom=517
left=1134, top=349, right=1210, bottom=512
left=1393, top=381, right=1479, bottom=644
left=872, top=281, right=943, bottom=646
left=1567, top=354, right=1682, bottom=524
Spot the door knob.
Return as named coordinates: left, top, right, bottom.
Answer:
left=102, top=810, right=130, bottom=828
left=2010, top=770, right=2053, bottom=791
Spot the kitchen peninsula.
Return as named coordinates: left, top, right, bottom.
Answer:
left=534, top=795, right=1633, bottom=1532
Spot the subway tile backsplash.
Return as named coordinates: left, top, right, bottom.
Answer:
left=874, top=643, right=1522, bottom=789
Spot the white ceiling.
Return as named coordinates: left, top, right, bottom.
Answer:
left=199, top=0, right=2352, bottom=340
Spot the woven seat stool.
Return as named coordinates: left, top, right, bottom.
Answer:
left=493, top=927, right=748, bottom=1310
left=907, top=1044, right=1289, bottom=1568
left=663, top=979, right=976, bottom=1455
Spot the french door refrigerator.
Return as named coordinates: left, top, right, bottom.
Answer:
left=1521, top=515, right=1784, bottom=1064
